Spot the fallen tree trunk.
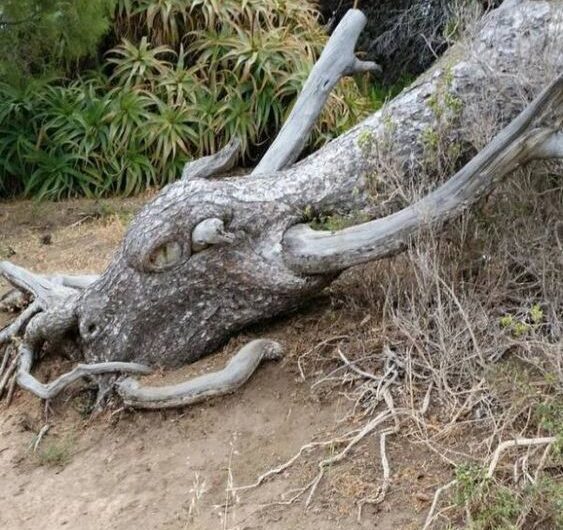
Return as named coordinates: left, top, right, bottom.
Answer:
left=1, top=0, right=562, bottom=408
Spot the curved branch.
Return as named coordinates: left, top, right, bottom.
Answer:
left=0, top=261, right=78, bottom=306
left=117, top=339, right=283, bottom=409
left=283, top=75, right=563, bottom=274
left=17, top=342, right=152, bottom=400
left=253, top=9, right=381, bottom=175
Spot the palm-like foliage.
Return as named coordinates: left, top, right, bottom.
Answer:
left=108, top=37, right=174, bottom=86
left=0, top=0, right=375, bottom=199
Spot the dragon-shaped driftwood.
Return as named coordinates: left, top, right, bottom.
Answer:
left=1, top=2, right=562, bottom=409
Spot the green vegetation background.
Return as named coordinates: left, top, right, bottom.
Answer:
left=0, top=0, right=397, bottom=199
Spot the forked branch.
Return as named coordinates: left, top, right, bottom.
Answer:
left=253, top=9, right=381, bottom=174
left=17, top=344, right=152, bottom=400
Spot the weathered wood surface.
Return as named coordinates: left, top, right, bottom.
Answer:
left=1, top=1, right=562, bottom=407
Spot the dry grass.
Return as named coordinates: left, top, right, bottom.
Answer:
left=1, top=10, right=561, bottom=529
left=276, top=159, right=561, bottom=528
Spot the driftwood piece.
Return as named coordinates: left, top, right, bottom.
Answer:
left=0, top=2, right=561, bottom=409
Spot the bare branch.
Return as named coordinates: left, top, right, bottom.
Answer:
left=116, top=339, right=283, bottom=409
left=16, top=342, right=152, bottom=401
left=486, top=436, right=557, bottom=478
left=423, top=479, right=458, bottom=530
left=253, top=9, right=381, bottom=174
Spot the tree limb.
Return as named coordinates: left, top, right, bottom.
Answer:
left=116, top=339, right=283, bottom=409
left=17, top=342, right=152, bottom=400
left=283, top=75, right=563, bottom=274
left=252, top=9, right=381, bottom=174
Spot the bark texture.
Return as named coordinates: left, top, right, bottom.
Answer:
left=2, top=1, right=562, bottom=386
left=74, top=0, right=562, bottom=368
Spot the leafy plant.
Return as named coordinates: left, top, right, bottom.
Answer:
left=0, top=0, right=380, bottom=199
left=0, top=0, right=116, bottom=82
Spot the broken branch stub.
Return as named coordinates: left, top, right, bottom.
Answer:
left=182, top=137, right=242, bottom=181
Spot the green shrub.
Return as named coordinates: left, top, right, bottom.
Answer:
left=0, top=0, right=116, bottom=82
left=0, top=0, right=376, bottom=199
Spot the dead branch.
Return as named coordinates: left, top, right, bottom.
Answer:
left=486, top=436, right=557, bottom=478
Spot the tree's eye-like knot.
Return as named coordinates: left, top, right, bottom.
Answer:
left=146, top=240, right=183, bottom=272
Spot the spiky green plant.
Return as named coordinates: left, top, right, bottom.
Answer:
left=0, top=0, right=377, bottom=199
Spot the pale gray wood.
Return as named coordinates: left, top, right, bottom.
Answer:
left=282, top=77, right=563, bottom=274
left=192, top=218, right=235, bottom=252
left=252, top=9, right=380, bottom=174
left=17, top=346, right=152, bottom=400
left=182, top=137, right=241, bottom=180
left=0, top=261, right=77, bottom=308
left=0, top=301, right=40, bottom=345
left=72, top=0, right=563, bottom=369
left=533, top=131, right=563, bottom=159
left=0, top=2, right=561, bottom=410
left=117, top=339, right=282, bottom=409
left=52, top=274, right=98, bottom=289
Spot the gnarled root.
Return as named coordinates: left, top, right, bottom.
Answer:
left=1, top=261, right=95, bottom=404
left=17, top=350, right=152, bottom=400
left=2, top=262, right=281, bottom=410
left=0, top=260, right=88, bottom=309
left=0, top=302, right=41, bottom=346
left=117, top=339, right=283, bottom=409
left=14, top=306, right=151, bottom=401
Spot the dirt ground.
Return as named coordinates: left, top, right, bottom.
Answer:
left=0, top=198, right=448, bottom=530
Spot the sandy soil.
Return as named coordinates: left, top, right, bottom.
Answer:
left=0, top=198, right=445, bottom=530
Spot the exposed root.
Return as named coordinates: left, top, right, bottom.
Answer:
left=30, top=424, right=51, bottom=453
left=117, top=339, right=283, bottom=409
left=17, top=342, right=152, bottom=400
left=0, top=352, right=19, bottom=399
left=234, top=352, right=401, bottom=509
left=423, top=479, right=458, bottom=530
left=297, top=334, right=349, bottom=381
left=486, top=436, right=557, bottom=478
left=5, top=372, right=17, bottom=406
left=0, top=301, right=40, bottom=346
left=423, top=436, right=558, bottom=529
left=233, top=437, right=355, bottom=493
left=3, top=267, right=282, bottom=412
left=0, top=261, right=77, bottom=308
left=357, top=428, right=394, bottom=521
left=0, top=288, right=28, bottom=312
left=92, top=375, right=119, bottom=414
left=357, top=389, right=399, bottom=520
left=0, top=344, right=11, bottom=376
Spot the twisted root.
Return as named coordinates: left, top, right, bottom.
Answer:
left=1, top=261, right=282, bottom=410
left=117, top=339, right=283, bottom=409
